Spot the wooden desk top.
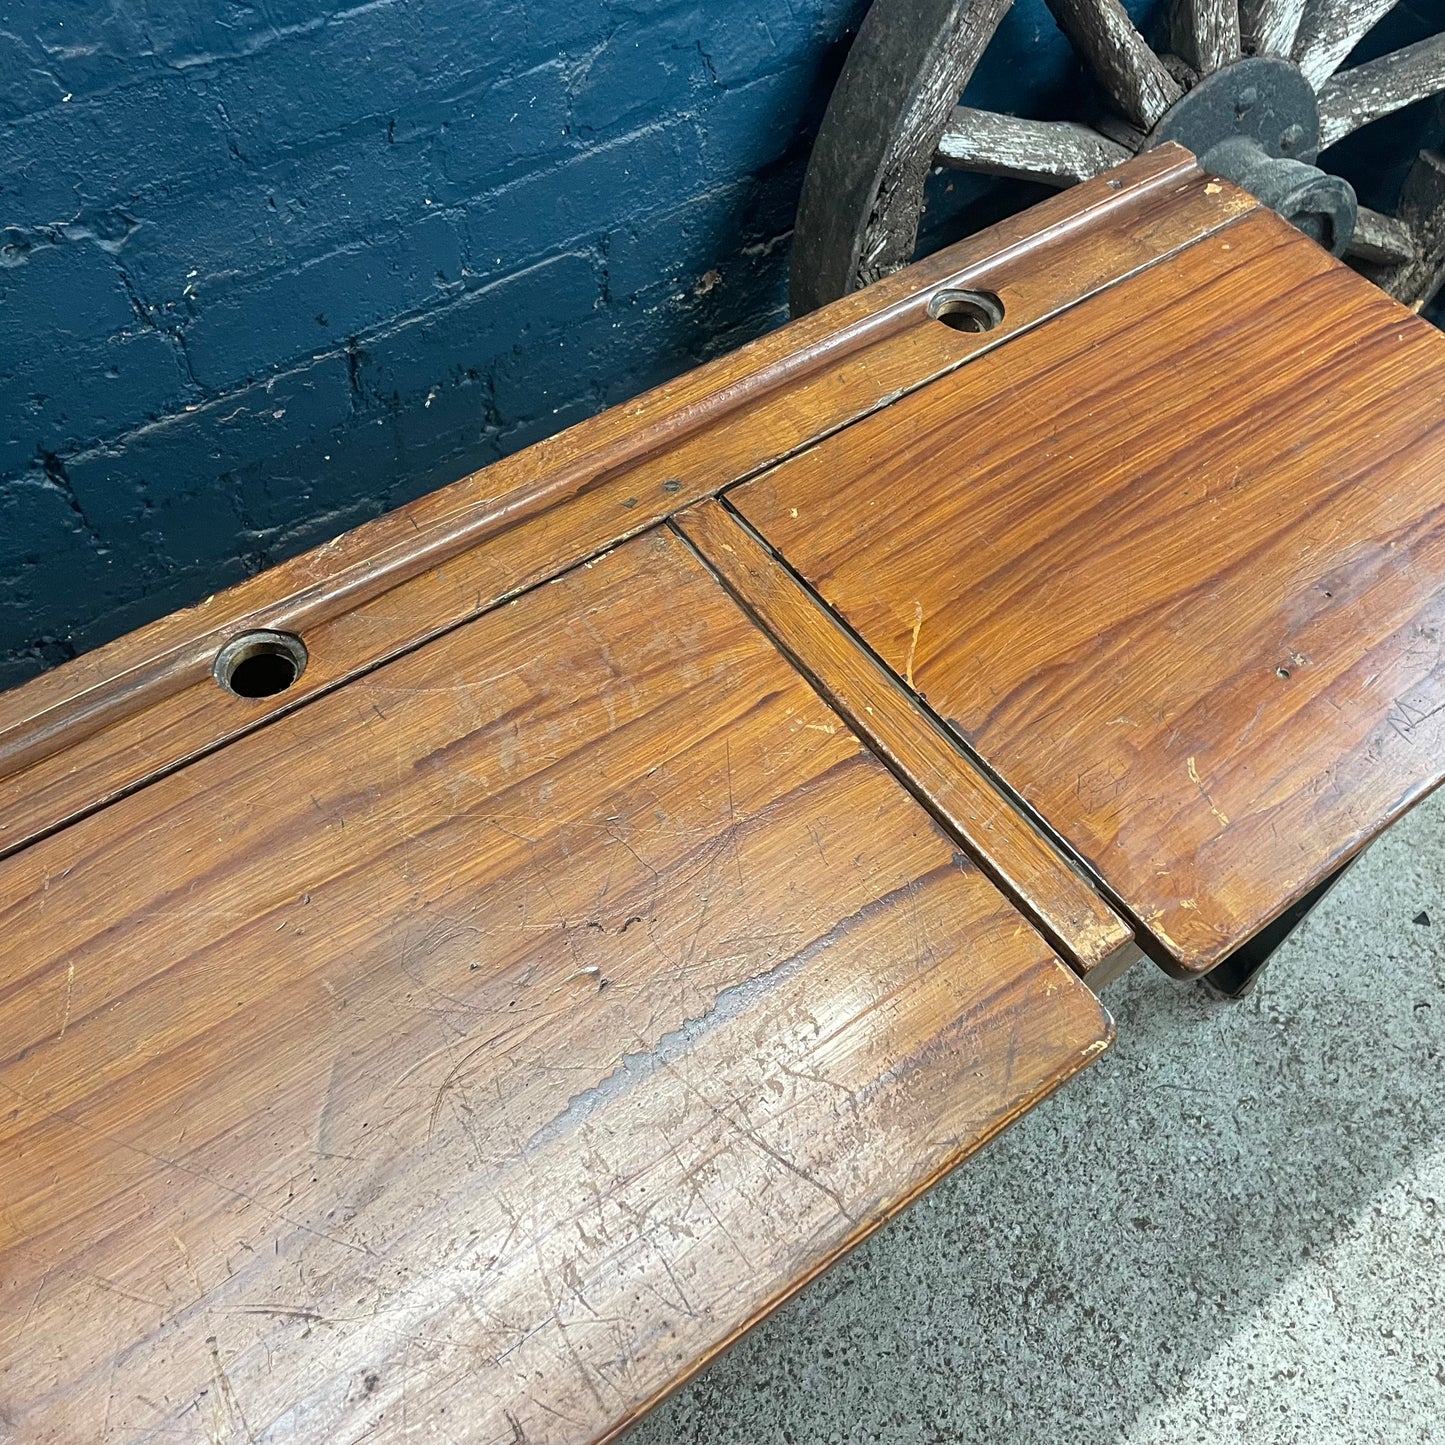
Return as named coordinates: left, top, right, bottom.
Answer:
left=0, top=529, right=1109, bottom=1442
left=731, top=204, right=1445, bottom=973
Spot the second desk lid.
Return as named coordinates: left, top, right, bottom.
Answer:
left=731, top=206, right=1445, bottom=973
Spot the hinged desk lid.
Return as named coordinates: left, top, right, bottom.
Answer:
left=0, top=528, right=1108, bottom=1444
left=731, top=205, right=1445, bottom=973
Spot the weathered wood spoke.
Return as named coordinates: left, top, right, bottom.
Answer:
left=936, top=107, right=1133, bottom=185
left=1292, top=0, right=1400, bottom=89
left=1317, top=33, right=1445, bottom=148
left=1346, top=205, right=1418, bottom=265
left=1240, top=0, right=1308, bottom=57
left=1369, top=149, right=1445, bottom=309
left=1171, top=0, right=1243, bottom=76
left=1043, top=0, right=1184, bottom=131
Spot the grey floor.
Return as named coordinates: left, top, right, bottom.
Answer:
left=626, top=789, right=1445, bottom=1445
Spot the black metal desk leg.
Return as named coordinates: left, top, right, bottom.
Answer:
left=1203, top=860, right=1354, bottom=998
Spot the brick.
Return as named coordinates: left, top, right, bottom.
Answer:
left=428, top=61, right=572, bottom=205
left=0, top=236, right=191, bottom=469
left=188, top=2, right=573, bottom=174
left=232, top=436, right=395, bottom=555
left=567, top=11, right=713, bottom=139
left=423, top=0, right=612, bottom=62
left=137, top=1, right=421, bottom=72
left=694, top=7, right=786, bottom=88
left=12, top=7, right=153, bottom=115
left=0, top=475, right=94, bottom=578
left=457, top=120, right=702, bottom=271
left=121, top=54, right=567, bottom=314
left=122, top=134, right=439, bottom=304
left=385, top=410, right=503, bottom=507
left=0, top=326, right=184, bottom=477
left=356, top=250, right=595, bottom=403
left=61, top=355, right=354, bottom=548
left=0, top=237, right=138, bottom=349
left=357, top=250, right=602, bottom=490
left=1, top=78, right=234, bottom=222
left=697, top=62, right=819, bottom=180
left=0, top=473, right=119, bottom=685
left=195, top=5, right=435, bottom=169
left=601, top=180, right=751, bottom=300
left=0, top=29, right=64, bottom=124
left=182, top=210, right=466, bottom=389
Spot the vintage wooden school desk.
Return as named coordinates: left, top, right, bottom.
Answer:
left=4, top=145, right=1445, bottom=1443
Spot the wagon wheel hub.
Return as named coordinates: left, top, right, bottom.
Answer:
left=1148, top=56, right=1356, bottom=255
left=791, top=0, right=1445, bottom=317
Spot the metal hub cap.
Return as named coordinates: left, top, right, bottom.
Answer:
left=1148, top=57, right=1357, bottom=255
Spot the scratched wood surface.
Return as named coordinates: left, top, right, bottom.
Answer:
left=731, top=204, right=1445, bottom=974
left=674, top=500, right=1133, bottom=975
left=0, top=147, right=1256, bottom=862
left=0, top=528, right=1111, bottom=1444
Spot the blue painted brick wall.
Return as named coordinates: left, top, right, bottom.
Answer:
left=2, top=0, right=894, bottom=687
left=1, top=0, right=1436, bottom=689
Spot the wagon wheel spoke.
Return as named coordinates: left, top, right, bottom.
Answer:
left=1043, top=0, right=1183, bottom=131
left=1317, top=33, right=1445, bottom=148
left=1364, top=150, right=1445, bottom=310
left=1292, top=0, right=1400, bottom=89
left=792, top=0, right=1445, bottom=315
left=1345, top=205, right=1418, bottom=265
left=1170, top=0, right=1242, bottom=77
left=935, top=107, right=1134, bottom=185
left=1240, top=0, right=1307, bottom=57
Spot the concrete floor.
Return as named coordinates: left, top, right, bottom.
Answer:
left=626, top=788, right=1445, bottom=1445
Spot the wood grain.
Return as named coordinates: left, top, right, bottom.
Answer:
left=1347, top=205, right=1417, bottom=266
left=0, top=150, right=1258, bottom=862
left=1171, top=0, right=1241, bottom=77
left=0, top=528, right=1111, bottom=1444
left=1240, top=0, right=1307, bottom=58
left=936, top=107, right=1132, bottom=187
left=1317, top=33, right=1445, bottom=148
left=673, top=498, right=1133, bottom=975
left=731, top=205, right=1445, bottom=973
left=1043, top=0, right=1182, bottom=131
left=1363, top=149, right=1445, bottom=313
left=1292, top=0, right=1397, bottom=89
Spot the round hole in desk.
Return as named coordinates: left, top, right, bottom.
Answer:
left=214, top=630, right=309, bottom=699
left=928, top=288, right=1004, bottom=334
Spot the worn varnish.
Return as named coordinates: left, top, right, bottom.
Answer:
left=731, top=204, right=1445, bottom=973
left=0, top=147, right=1254, bottom=861
left=0, top=529, right=1110, bottom=1443
left=673, top=499, right=1133, bottom=976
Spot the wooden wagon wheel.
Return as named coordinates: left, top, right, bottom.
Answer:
left=791, top=0, right=1445, bottom=315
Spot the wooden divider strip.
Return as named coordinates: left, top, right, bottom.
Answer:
left=672, top=498, right=1134, bottom=977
